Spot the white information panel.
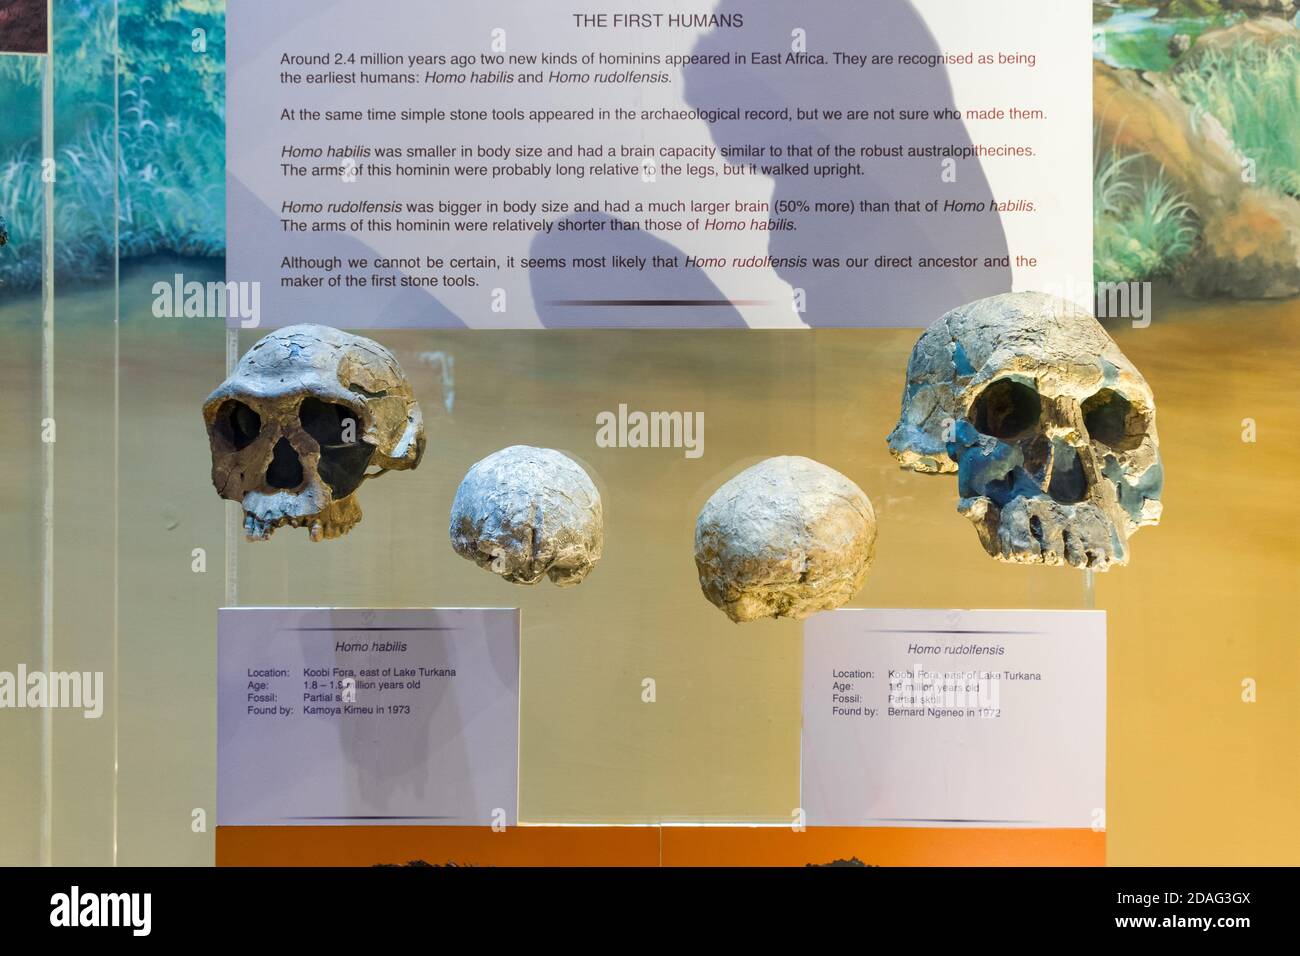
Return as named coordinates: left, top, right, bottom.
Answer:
left=227, top=0, right=1091, bottom=329
left=218, top=607, right=519, bottom=826
left=802, top=608, right=1104, bottom=828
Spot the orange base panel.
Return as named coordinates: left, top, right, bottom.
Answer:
left=216, top=825, right=1104, bottom=867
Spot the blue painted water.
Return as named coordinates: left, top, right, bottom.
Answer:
left=1093, top=5, right=1253, bottom=72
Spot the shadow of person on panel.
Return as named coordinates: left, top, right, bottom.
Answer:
left=684, top=0, right=1010, bottom=326
left=529, top=211, right=749, bottom=328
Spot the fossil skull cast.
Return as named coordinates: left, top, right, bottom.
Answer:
left=203, top=324, right=424, bottom=541
left=694, top=456, right=877, bottom=622
left=449, top=445, right=604, bottom=587
left=887, top=292, right=1162, bottom=570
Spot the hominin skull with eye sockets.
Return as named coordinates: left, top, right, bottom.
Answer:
left=202, top=324, right=424, bottom=541
left=887, top=292, right=1162, bottom=570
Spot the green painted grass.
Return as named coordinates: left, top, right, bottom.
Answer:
left=1095, top=21, right=1300, bottom=283
left=0, top=0, right=225, bottom=291
left=1094, top=145, right=1199, bottom=284
left=0, top=81, right=223, bottom=291
left=1174, top=41, right=1300, bottom=198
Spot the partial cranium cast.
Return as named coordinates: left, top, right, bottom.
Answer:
left=694, top=456, right=877, bottom=623
left=887, top=292, right=1162, bottom=570
left=449, top=445, right=604, bottom=587
left=203, top=324, right=424, bottom=541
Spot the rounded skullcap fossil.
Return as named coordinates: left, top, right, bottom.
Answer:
left=694, top=456, right=876, bottom=623
left=449, top=445, right=603, bottom=587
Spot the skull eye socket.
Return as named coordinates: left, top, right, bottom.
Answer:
left=214, top=400, right=261, bottom=451
left=1082, top=388, right=1145, bottom=451
left=971, top=378, right=1041, bottom=440
left=299, top=398, right=374, bottom=499
left=299, top=398, right=362, bottom=448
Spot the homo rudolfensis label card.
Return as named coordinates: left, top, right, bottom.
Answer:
left=802, top=608, right=1105, bottom=828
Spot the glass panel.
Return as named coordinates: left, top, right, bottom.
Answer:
left=44, top=0, right=119, bottom=866
left=113, top=0, right=226, bottom=865
left=229, top=329, right=1086, bottom=823
left=0, top=24, right=49, bottom=868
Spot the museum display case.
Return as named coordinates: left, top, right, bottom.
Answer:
left=0, top=0, right=1296, bottom=874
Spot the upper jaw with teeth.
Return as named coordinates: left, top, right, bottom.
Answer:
left=241, top=490, right=362, bottom=542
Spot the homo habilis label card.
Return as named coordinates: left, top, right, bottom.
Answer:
left=226, top=0, right=1090, bottom=328
left=218, top=608, right=519, bottom=826
left=802, top=609, right=1104, bottom=828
